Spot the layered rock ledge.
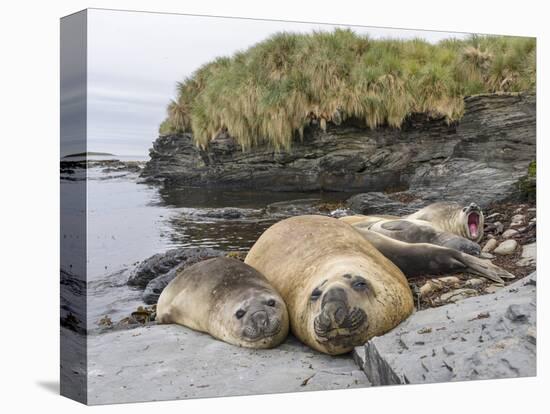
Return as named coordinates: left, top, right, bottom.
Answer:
left=142, top=93, right=535, bottom=207
left=354, top=272, right=536, bottom=385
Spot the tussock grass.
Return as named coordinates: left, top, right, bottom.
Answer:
left=159, top=30, right=535, bottom=149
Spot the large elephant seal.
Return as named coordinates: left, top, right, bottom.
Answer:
left=406, top=202, right=484, bottom=242
left=157, top=257, right=289, bottom=349
left=245, top=215, right=414, bottom=355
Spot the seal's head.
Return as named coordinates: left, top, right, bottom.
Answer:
left=407, top=201, right=485, bottom=243
left=308, top=273, right=370, bottom=354
left=215, top=286, right=289, bottom=349
left=458, top=202, right=484, bottom=242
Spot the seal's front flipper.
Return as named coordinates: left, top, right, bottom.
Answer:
left=457, top=252, right=515, bottom=284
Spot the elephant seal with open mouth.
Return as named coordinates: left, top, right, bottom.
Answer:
left=406, top=202, right=484, bottom=242
left=157, top=257, right=289, bottom=349
left=245, top=215, right=414, bottom=355
left=340, top=204, right=514, bottom=284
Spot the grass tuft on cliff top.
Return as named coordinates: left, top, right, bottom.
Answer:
left=160, top=30, right=535, bottom=150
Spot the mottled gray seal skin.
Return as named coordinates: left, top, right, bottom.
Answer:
left=157, top=257, right=289, bottom=349
left=373, top=218, right=481, bottom=256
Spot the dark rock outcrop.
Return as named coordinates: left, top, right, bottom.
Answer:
left=142, top=93, right=535, bottom=207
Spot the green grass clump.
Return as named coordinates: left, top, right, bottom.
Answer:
left=161, top=30, right=535, bottom=150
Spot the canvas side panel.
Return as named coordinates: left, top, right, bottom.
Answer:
left=60, top=9, right=88, bottom=405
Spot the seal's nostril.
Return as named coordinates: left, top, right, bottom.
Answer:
left=267, top=299, right=276, bottom=307
left=321, top=287, right=348, bottom=306
left=334, top=307, right=347, bottom=325
left=253, top=311, right=269, bottom=328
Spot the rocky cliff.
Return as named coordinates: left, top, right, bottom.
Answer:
left=141, top=93, right=535, bottom=207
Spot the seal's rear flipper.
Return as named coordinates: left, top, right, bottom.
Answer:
left=457, top=252, right=515, bottom=284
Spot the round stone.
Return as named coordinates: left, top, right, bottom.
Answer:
left=502, top=229, right=519, bottom=239
left=482, top=238, right=498, bottom=252
left=494, top=239, right=518, bottom=255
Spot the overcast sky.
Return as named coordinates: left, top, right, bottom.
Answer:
left=87, top=9, right=469, bottom=157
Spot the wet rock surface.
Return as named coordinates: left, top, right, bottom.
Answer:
left=127, top=247, right=223, bottom=289
left=345, top=192, right=419, bottom=215
left=142, top=94, right=535, bottom=207
left=87, top=327, right=369, bottom=405
left=354, top=272, right=536, bottom=385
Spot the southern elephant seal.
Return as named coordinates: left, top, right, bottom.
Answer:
left=341, top=215, right=482, bottom=256
left=157, top=257, right=289, bottom=349
left=406, top=202, right=485, bottom=242
left=339, top=216, right=514, bottom=284
left=245, top=215, right=414, bottom=355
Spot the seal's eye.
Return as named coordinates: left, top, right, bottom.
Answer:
left=266, top=299, right=276, bottom=307
left=352, top=280, right=368, bottom=291
left=310, top=288, right=322, bottom=301
left=235, top=309, right=246, bottom=319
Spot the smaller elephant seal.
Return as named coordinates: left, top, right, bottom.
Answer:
left=406, top=202, right=485, bottom=242
left=157, top=257, right=289, bottom=349
left=245, top=215, right=413, bottom=355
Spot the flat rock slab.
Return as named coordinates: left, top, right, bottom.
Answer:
left=87, top=324, right=369, bottom=405
left=354, top=273, right=536, bottom=386
left=517, top=242, right=536, bottom=267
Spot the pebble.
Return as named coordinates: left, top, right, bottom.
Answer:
left=464, top=278, right=484, bottom=288
left=419, top=276, right=461, bottom=297
left=436, top=276, right=461, bottom=285
left=419, top=282, right=437, bottom=297
left=527, top=208, right=536, bottom=213
left=482, top=239, right=498, bottom=252
left=484, top=285, right=501, bottom=294
left=439, top=288, right=478, bottom=303
left=480, top=252, right=494, bottom=259
left=494, top=239, right=518, bottom=255
left=505, top=304, right=528, bottom=322
left=513, top=207, right=524, bottom=214
left=486, top=212, right=503, bottom=220
left=501, top=229, right=519, bottom=239
left=510, top=214, right=525, bottom=227
left=493, top=221, right=504, bottom=235
left=529, top=217, right=536, bottom=224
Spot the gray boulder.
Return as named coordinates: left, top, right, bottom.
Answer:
left=354, top=272, right=536, bottom=385
left=142, top=265, right=182, bottom=305
left=127, top=247, right=223, bottom=288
